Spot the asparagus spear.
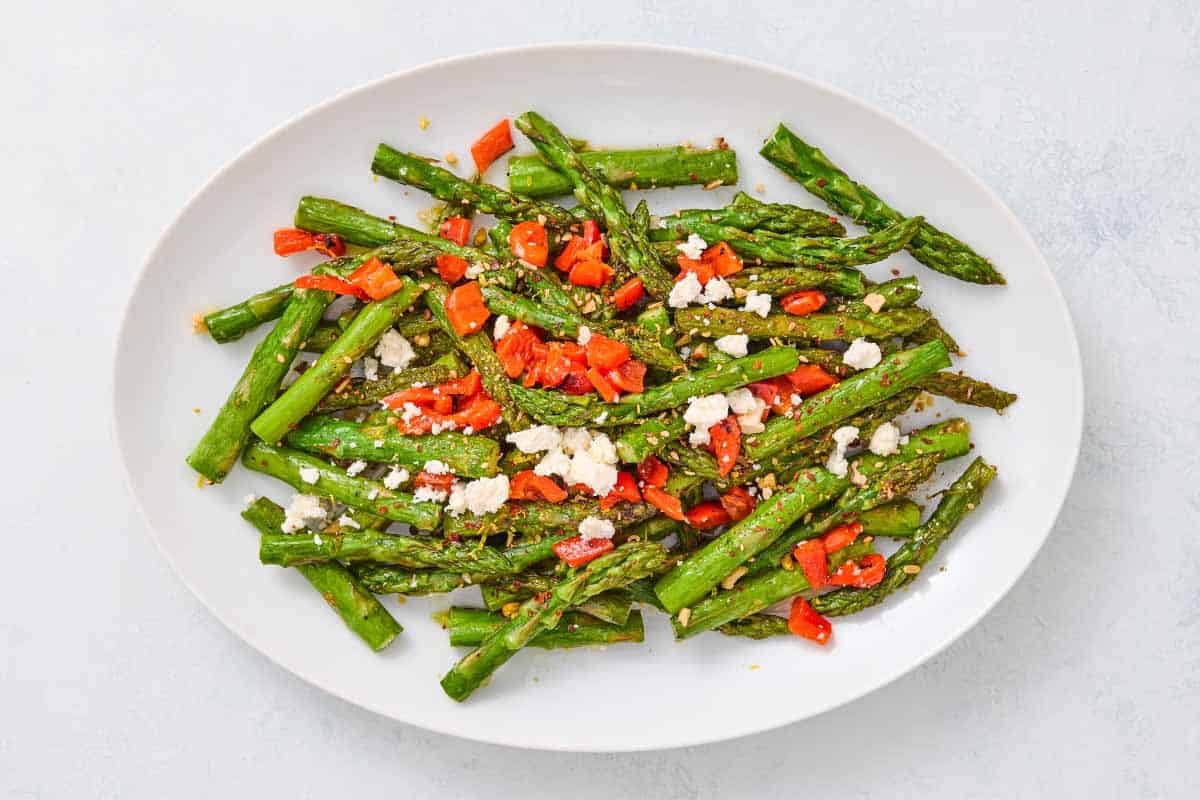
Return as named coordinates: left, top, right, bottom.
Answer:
left=440, top=540, right=674, bottom=701
left=651, top=215, right=922, bottom=268
left=251, top=279, right=423, bottom=444
left=443, top=607, right=644, bottom=649
left=716, top=614, right=790, bottom=639
left=508, top=346, right=799, bottom=428
left=726, top=266, right=867, bottom=299
left=813, top=457, right=997, bottom=615
left=242, top=442, right=442, bottom=530
left=352, top=566, right=476, bottom=595
left=514, top=112, right=675, bottom=300
left=906, top=316, right=962, bottom=354
left=744, top=342, right=951, bottom=463
left=423, top=282, right=528, bottom=431
left=242, top=498, right=402, bottom=650
left=480, top=580, right=633, bottom=626
left=442, top=498, right=658, bottom=540
left=372, top=144, right=577, bottom=228
left=507, top=145, right=737, bottom=198
left=187, top=287, right=332, bottom=482
left=283, top=417, right=501, bottom=478
left=614, top=414, right=687, bottom=464
left=313, top=352, right=465, bottom=412
left=648, top=195, right=846, bottom=239
left=759, top=124, right=1006, bottom=285
left=674, top=306, right=930, bottom=342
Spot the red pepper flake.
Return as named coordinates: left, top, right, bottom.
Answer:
left=816, top=178, right=827, bottom=187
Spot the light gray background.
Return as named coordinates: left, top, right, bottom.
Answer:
left=3, top=1, right=1196, bottom=797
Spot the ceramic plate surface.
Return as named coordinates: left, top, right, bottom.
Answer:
left=115, top=43, right=1082, bottom=751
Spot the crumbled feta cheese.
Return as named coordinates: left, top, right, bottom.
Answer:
left=373, top=439, right=384, bottom=449
left=445, top=475, right=510, bottom=516
left=533, top=448, right=571, bottom=480
left=577, top=325, right=592, bottom=346
left=560, top=428, right=592, bottom=455
left=430, top=419, right=458, bottom=434
left=578, top=516, right=616, bottom=541
left=736, top=410, right=766, bottom=435
left=382, top=467, right=409, bottom=489
left=281, top=494, right=327, bottom=533
left=567, top=449, right=619, bottom=496
left=679, top=346, right=692, bottom=359
left=701, top=276, right=733, bottom=304
left=594, top=411, right=608, bottom=424
left=506, top=425, right=563, bottom=454
left=588, top=432, right=618, bottom=465
left=868, top=421, right=902, bottom=456
left=413, top=486, right=449, bottom=503
left=242, top=494, right=258, bottom=510
left=843, top=338, right=882, bottom=369
left=422, top=460, right=450, bottom=475
left=298, top=466, right=320, bottom=485
left=714, top=333, right=749, bottom=357
left=675, top=232, right=708, bottom=260
left=862, top=292, right=887, bottom=313
left=375, top=329, right=416, bottom=370
left=684, top=394, right=730, bottom=446
left=362, top=356, right=380, bottom=382
left=464, top=261, right=485, bottom=279
left=726, top=388, right=758, bottom=415
left=345, top=459, right=367, bottom=477
left=825, top=425, right=860, bottom=477
left=668, top=271, right=704, bottom=309
left=313, top=533, right=323, bottom=546
left=742, top=290, right=772, bottom=318
left=401, top=402, right=423, bottom=423
left=367, top=487, right=379, bottom=500
left=492, top=314, right=511, bottom=341
left=337, top=514, right=361, bottom=530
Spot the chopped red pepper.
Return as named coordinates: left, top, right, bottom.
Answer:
left=830, top=552, right=886, bottom=588
left=613, top=277, right=645, bottom=310
left=685, top=501, right=732, bottom=530
left=581, top=219, right=602, bottom=245
left=606, top=359, right=646, bottom=394
left=643, top=486, right=685, bottom=521
left=792, top=539, right=830, bottom=590
left=707, top=415, right=741, bottom=477
left=347, top=257, right=404, bottom=300
left=676, top=255, right=716, bottom=285
left=553, top=535, right=614, bottom=568
left=559, top=364, right=594, bottom=395
left=788, top=597, right=832, bottom=645
left=508, top=220, right=549, bottom=267
left=469, top=118, right=514, bottom=174
left=702, top=241, right=742, bottom=276
left=554, top=237, right=588, bottom=272
left=445, top=281, right=490, bottom=336
left=439, top=369, right=483, bottom=397
left=636, top=455, right=669, bottom=489
left=586, top=367, right=620, bottom=402
left=509, top=470, right=568, bottom=503
left=718, top=485, right=756, bottom=521
left=454, top=392, right=502, bottom=430
left=821, top=521, right=863, bottom=553
left=600, top=471, right=641, bottom=511
left=439, top=216, right=472, bottom=247
left=568, top=259, right=614, bottom=287
left=494, top=320, right=540, bottom=378
left=274, top=228, right=346, bottom=257
left=585, top=334, right=630, bottom=370
left=784, top=364, right=839, bottom=396
left=413, top=471, right=455, bottom=493
left=781, top=290, right=827, bottom=316
left=436, top=255, right=469, bottom=285
left=293, top=273, right=370, bottom=301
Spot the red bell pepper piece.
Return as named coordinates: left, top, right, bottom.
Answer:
left=509, top=470, right=568, bottom=503
left=792, top=539, right=830, bottom=590
left=707, top=415, right=741, bottom=477
left=568, top=259, right=614, bottom=287
left=788, top=597, right=832, bottom=645
left=780, top=290, right=827, bottom=316
left=274, top=228, right=346, bottom=257
left=445, top=281, right=490, bottom=336
left=439, top=216, right=472, bottom=247
left=684, top=501, right=732, bottom=530
left=830, top=553, right=886, bottom=588
left=675, top=255, right=715, bottom=285
left=559, top=364, right=594, bottom=395
left=612, top=277, right=645, bottom=310
left=508, top=220, right=549, bottom=267
left=293, top=273, right=370, bottom=301
left=586, top=367, right=620, bottom=402
left=702, top=241, right=742, bottom=276
left=718, top=485, right=756, bottom=521
left=636, top=455, right=669, bottom=489
left=605, top=359, right=646, bottom=394
left=470, top=118, right=514, bottom=174
left=642, top=486, right=684, bottom=521
left=347, top=257, right=404, bottom=300
left=553, top=535, right=614, bottom=568
left=413, top=471, right=455, bottom=493
left=599, top=471, right=641, bottom=511
left=784, top=364, right=839, bottom=396
left=821, top=521, right=863, bottom=553
left=585, top=334, right=630, bottom=370
left=581, top=219, right=601, bottom=245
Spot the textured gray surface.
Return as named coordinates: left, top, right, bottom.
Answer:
left=3, top=1, right=1197, bottom=797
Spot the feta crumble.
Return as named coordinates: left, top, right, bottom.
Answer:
left=825, top=425, right=860, bottom=477
left=675, top=232, right=708, bottom=260
left=684, top=394, right=731, bottom=446
left=382, top=467, right=409, bottom=489
left=413, top=486, right=449, bottom=503
left=587, top=432, right=618, bottom=465
left=506, top=425, right=563, bottom=454
left=345, top=459, right=367, bottom=477
left=337, top=514, right=361, bottom=530
left=445, top=475, right=510, bottom=516
left=577, top=325, right=592, bottom=346
left=560, top=428, right=593, bottom=455
left=868, top=421, right=902, bottom=456
left=726, top=388, right=758, bottom=415
left=742, top=290, right=772, bottom=318
left=298, top=466, right=320, bottom=485
left=242, top=494, right=258, bottom=510
left=701, top=276, right=733, bottom=304
left=567, top=449, right=618, bottom=496
left=843, top=338, right=882, bottom=369
left=492, top=314, right=511, bottom=341
left=464, top=261, right=485, bottom=279
left=281, top=494, right=327, bottom=533
left=422, top=460, right=450, bottom=475
left=375, top=329, right=416, bottom=370
left=578, top=516, right=616, bottom=541
left=668, top=271, right=704, bottom=309
left=362, top=356, right=380, bottom=382
left=533, top=448, right=571, bottom=480
left=862, top=292, right=887, bottom=313
left=714, top=334, right=749, bottom=357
